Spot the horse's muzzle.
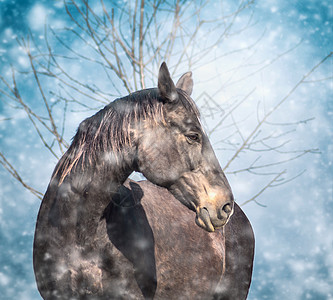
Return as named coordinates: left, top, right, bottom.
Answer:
left=195, top=201, right=234, bottom=232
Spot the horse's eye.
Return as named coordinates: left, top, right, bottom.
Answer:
left=185, top=133, right=200, bottom=143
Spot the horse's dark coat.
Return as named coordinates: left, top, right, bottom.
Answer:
left=33, top=63, right=254, bottom=299
left=35, top=179, right=254, bottom=299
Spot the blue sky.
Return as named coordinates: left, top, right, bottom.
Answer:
left=0, top=1, right=332, bottom=299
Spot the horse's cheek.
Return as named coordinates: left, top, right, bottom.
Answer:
left=180, top=142, right=202, bottom=170
left=136, top=147, right=168, bottom=185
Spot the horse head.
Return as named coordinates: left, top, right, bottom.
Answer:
left=136, top=63, right=234, bottom=232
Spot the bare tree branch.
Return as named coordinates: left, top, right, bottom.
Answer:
left=223, top=52, right=332, bottom=171
left=0, top=1, right=330, bottom=206
left=0, top=152, right=43, bottom=200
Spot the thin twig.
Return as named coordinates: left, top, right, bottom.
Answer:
left=0, top=151, right=44, bottom=200
left=223, top=52, right=332, bottom=171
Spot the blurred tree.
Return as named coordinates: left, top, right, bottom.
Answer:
left=0, top=0, right=331, bottom=204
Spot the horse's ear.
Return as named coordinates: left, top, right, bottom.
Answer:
left=158, top=62, right=178, bottom=102
left=176, top=72, right=193, bottom=96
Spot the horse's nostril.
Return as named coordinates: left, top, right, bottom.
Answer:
left=217, top=203, right=232, bottom=220
left=222, top=203, right=232, bottom=214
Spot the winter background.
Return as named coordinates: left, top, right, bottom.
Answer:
left=0, top=0, right=332, bottom=299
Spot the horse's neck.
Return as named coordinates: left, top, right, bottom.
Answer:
left=65, top=148, right=134, bottom=220
left=54, top=120, right=139, bottom=247
left=60, top=162, right=132, bottom=248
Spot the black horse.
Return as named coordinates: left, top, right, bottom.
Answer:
left=33, top=63, right=254, bottom=299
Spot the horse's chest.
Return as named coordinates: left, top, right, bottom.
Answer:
left=140, top=195, right=225, bottom=299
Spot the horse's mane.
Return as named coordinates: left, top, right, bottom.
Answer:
left=53, top=88, right=199, bottom=185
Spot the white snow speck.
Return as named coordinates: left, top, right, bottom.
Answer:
left=0, top=272, right=10, bottom=286
left=27, top=4, right=47, bottom=30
